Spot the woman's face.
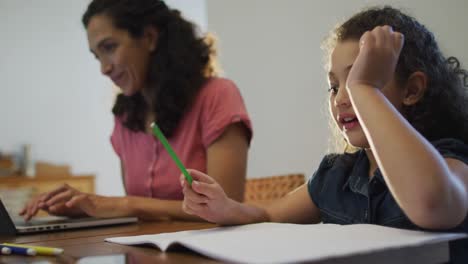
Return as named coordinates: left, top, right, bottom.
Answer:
left=327, top=40, right=406, bottom=148
left=86, top=14, right=157, bottom=96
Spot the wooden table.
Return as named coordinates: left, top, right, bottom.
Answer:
left=0, top=221, right=451, bottom=264
left=0, top=221, right=219, bottom=263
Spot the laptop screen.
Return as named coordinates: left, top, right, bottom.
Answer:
left=0, top=199, right=18, bottom=235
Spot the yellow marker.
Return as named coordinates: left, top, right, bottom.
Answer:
left=1, top=243, right=63, bottom=256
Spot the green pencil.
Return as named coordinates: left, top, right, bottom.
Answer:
left=151, top=122, right=193, bottom=185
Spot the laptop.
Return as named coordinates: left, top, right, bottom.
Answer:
left=0, top=199, right=138, bottom=235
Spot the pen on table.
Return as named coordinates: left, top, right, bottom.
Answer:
left=0, top=245, right=36, bottom=256
left=0, top=246, right=11, bottom=255
left=151, top=122, right=193, bottom=185
left=1, top=243, right=63, bottom=256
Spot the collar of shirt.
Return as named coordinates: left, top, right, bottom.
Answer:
left=342, top=150, right=387, bottom=197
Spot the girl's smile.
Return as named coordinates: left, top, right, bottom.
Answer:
left=338, top=113, right=360, bottom=131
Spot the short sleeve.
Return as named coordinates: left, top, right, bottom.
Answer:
left=200, top=78, right=253, bottom=147
left=432, top=138, right=468, bottom=165
left=307, top=154, right=339, bottom=208
left=307, top=169, right=323, bottom=208
left=110, top=116, right=123, bottom=159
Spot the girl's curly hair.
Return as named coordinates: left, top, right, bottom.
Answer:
left=323, top=6, right=468, bottom=151
left=82, top=0, right=220, bottom=137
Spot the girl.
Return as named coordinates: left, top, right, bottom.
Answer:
left=181, top=6, right=468, bottom=263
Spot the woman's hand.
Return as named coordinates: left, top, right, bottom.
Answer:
left=181, top=169, right=238, bottom=224
left=19, top=184, right=131, bottom=220
left=19, top=184, right=88, bottom=220
left=347, top=25, right=404, bottom=90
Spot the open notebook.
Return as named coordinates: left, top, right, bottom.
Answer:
left=105, top=222, right=466, bottom=264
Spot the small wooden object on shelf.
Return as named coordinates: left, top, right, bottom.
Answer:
left=35, top=161, right=72, bottom=178
left=0, top=155, right=18, bottom=177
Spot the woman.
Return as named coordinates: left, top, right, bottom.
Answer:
left=20, top=0, right=252, bottom=221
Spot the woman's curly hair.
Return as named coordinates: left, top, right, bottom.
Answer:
left=82, top=0, right=220, bottom=137
left=323, top=6, right=468, bottom=151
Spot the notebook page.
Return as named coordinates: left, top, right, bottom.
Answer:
left=106, top=222, right=466, bottom=264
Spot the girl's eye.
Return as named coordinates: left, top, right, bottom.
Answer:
left=328, top=86, right=338, bottom=94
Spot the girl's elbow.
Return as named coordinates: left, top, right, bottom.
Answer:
left=411, top=216, right=463, bottom=230
left=408, top=201, right=467, bottom=230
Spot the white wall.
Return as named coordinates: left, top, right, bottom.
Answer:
left=0, top=0, right=207, bottom=196
left=206, top=0, right=468, bottom=179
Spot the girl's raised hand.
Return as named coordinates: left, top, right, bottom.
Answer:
left=181, top=169, right=237, bottom=224
left=347, top=25, right=404, bottom=90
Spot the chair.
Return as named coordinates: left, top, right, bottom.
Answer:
left=244, top=173, right=305, bottom=205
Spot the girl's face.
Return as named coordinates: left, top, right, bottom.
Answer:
left=86, top=15, right=157, bottom=96
left=327, top=40, right=406, bottom=148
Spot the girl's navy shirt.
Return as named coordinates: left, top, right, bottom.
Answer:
left=308, top=138, right=468, bottom=264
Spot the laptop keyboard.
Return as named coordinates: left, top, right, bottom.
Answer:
left=15, top=216, right=98, bottom=226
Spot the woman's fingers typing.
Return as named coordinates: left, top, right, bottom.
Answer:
left=22, top=198, right=47, bottom=221
left=24, top=202, right=37, bottom=221
left=65, top=194, right=96, bottom=216
left=20, top=184, right=83, bottom=221
left=41, top=184, right=71, bottom=203
left=48, top=203, right=69, bottom=214
left=45, top=189, right=76, bottom=206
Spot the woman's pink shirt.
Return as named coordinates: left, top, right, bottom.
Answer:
left=110, top=78, right=253, bottom=199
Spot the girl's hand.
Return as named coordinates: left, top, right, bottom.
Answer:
left=181, top=169, right=237, bottom=224
left=347, top=25, right=404, bottom=90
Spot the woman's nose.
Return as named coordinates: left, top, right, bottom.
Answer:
left=100, top=60, right=112, bottom=76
